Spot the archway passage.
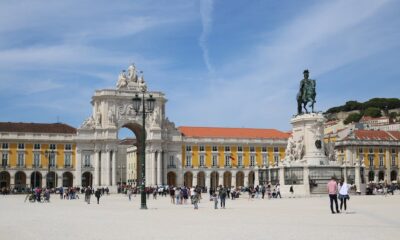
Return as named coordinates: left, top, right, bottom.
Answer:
left=236, top=171, right=244, bottom=188
left=248, top=171, right=255, bottom=187
left=82, top=172, right=93, bottom=187
left=0, top=171, right=10, bottom=188
left=223, top=171, right=232, bottom=187
left=15, top=171, right=27, bottom=191
left=378, top=171, right=385, bottom=181
left=197, top=171, right=205, bottom=187
left=167, top=172, right=176, bottom=186
left=31, top=171, right=42, bottom=188
left=46, top=172, right=58, bottom=188
left=390, top=170, right=397, bottom=182
left=63, top=172, right=73, bottom=187
left=184, top=172, right=193, bottom=188
left=368, top=171, right=374, bottom=182
left=210, top=171, right=219, bottom=190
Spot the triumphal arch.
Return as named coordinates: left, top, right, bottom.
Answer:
left=75, top=64, right=183, bottom=190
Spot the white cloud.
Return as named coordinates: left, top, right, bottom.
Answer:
left=199, top=0, right=214, bottom=74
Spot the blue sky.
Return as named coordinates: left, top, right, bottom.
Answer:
left=1, top=0, right=400, bottom=132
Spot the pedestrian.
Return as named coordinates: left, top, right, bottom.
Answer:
left=327, top=176, right=340, bottom=214
left=169, top=186, right=175, bottom=204
left=219, top=186, right=227, bottom=209
left=128, top=188, right=132, bottom=201
left=212, top=193, right=218, bottom=209
left=261, top=185, right=266, bottom=199
left=338, top=179, right=350, bottom=213
left=59, top=187, right=64, bottom=199
left=289, top=185, right=294, bottom=198
left=95, top=188, right=101, bottom=204
left=85, top=187, right=92, bottom=204
left=193, top=189, right=200, bottom=210
left=275, top=184, right=281, bottom=198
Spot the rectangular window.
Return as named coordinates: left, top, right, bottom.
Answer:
left=250, top=155, right=256, bottom=167
left=225, top=155, right=231, bottom=167
left=391, top=148, right=396, bottom=154
left=369, top=148, right=373, bottom=154
left=65, top=144, right=72, bottom=151
left=250, top=146, right=255, bottom=152
left=1, top=143, right=8, bottom=149
left=18, top=143, right=25, bottom=150
left=358, top=148, right=363, bottom=153
left=199, top=155, right=205, bottom=167
left=2, top=153, right=8, bottom=166
left=169, top=156, right=174, bottom=167
left=185, top=155, right=192, bottom=167
left=274, top=155, right=280, bottom=165
left=199, top=145, right=205, bottom=152
left=225, top=146, right=230, bottom=152
left=84, top=155, right=91, bottom=167
left=379, top=148, right=383, bottom=154
left=262, top=147, right=267, bottom=153
left=49, top=144, right=56, bottom=150
left=391, top=155, right=396, bottom=166
left=262, top=154, right=268, bottom=166
left=369, top=155, right=374, bottom=167
left=237, top=146, right=243, bottom=152
left=49, top=153, right=56, bottom=167
left=65, top=153, right=72, bottom=167
left=17, top=153, right=24, bottom=166
left=212, top=155, right=218, bottom=167
left=379, top=156, right=384, bottom=167
left=33, top=153, right=40, bottom=167
left=34, top=144, right=41, bottom=150
left=273, top=147, right=279, bottom=153
left=212, top=146, right=218, bottom=152
left=238, top=155, right=243, bottom=167
left=185, top=145, right=192, bottom=152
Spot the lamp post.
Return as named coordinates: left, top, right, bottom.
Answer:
left=45, top=149, right=55, bottom=189
left=132, top=91, right=155, bottom=210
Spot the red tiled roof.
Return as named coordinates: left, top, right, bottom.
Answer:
left=178, top=126, right=290, bottom=139
left=348, top=130, right=399, bottom=141
left=0, top=122, right=76, bottom=134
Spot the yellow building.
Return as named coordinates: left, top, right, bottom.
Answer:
left=0, top=122, right=76, bottom=191
left=166, top=127, right=289, bottom=190
left=335, top=129, right=399, bottom=183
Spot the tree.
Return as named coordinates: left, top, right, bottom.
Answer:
left=344, top=113, right=362, bottom=125
left=364, top=107, right=382, bottom=118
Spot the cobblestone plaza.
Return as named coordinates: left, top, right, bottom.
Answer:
left=1, top=194, right=399, bottom=240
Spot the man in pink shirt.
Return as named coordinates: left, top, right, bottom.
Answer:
left=327, top=176, right=340, bottom=214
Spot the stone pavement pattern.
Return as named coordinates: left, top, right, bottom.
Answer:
left=0, top=194, right=399, bottom=240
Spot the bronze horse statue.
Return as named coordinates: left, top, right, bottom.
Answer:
left=297, top=70, right=316, bottom=115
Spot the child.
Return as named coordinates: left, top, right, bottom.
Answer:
left=212, top=193, right=218, bottom=209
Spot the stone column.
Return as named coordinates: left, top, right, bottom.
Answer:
left=231, top=172, right=236, bottom=188
left=244, top=172, right=249, bottom=187
left=255, top=168, right=260, bottom=186
left=93, top=151, right=100, bottom=187
left=192, top=171, right=198, bottom=187
left=152, top=152, right=157, bottom=185
left=57, top=174, right=63, bottom=188
left=103, top=151, right=110, bottom=186
left=207, top=172, right=211, bottom=190
left=279, top=166, right=284, bottom=185
left=157, top=151, right=162, bottom=185
left=10, top=175, right=15, bottom=186
left=76, top=150, right=82, bottom=187
left=112, top=151, right=117, bottom=186
left=162, top=151, right=168, bottom=185
left=343, top=166, right=348, bottom=182
left=41, top=177, right=46, bottom=188
left=385, top=149, right=390, bottom=182
left=354, top=163, right=361, bottom=193
left=218, top=171, right=223, bottom=187
left=25, top=174, right=30, bottom=187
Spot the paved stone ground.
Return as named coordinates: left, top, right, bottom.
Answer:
left=0, top=193, right=399, bottom=240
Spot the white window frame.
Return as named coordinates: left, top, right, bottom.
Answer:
left=237, top=155, right=243, bottom=167
left=250, top=146, right=255, bottom=153
left=49, top=144, right=56, bottom=150
left=34, top=143, right=41, bottom=150
left=225, top=155, right=231, bottom=167
left=262, top=154, right=268, bottom=166
left=199, top=154, right=205, bottom=167
left=262, top=146, right=267, bottom=153
left=368, top=155, right=374, bottom=167
left=250, top=155, right=256, bottom=167
left=199, top=145, right=205, bottom=152
left=274, top=154, right=280, bottom=165
left=186, top=145, right=192, bottom=152
left=225, top=146, right=231, bottom=153
left=17, top=152, right=25, bottom=166
left=2, top=153, right=8, bottom=166
left=379, top=155, right=384, bottom=167
left=212, top=155, right=218, bottom=167
left=33, top=153, right=41, bottom=167
left=18, top=143, right=25, bottom=150
left=185, top=155, right=192, bottom=167
left=84, top=154, right=91, bottom=167
left=212, top=146, right=218, bottom=152
left=1, top=143, right=8, bottom=149
left=237, top=146, right=243, bottom=152
left=65, top=144, right=72, bottom=151
left=64, top=153, right=72, bottom=167
left=169, top=156, right=174, bottom=167
left=391, top=155, right=396, bottom=166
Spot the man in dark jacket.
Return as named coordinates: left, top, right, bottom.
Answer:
left=95, top=189, right=101, bottom=204
left=85, top=187, right=92, bottom=204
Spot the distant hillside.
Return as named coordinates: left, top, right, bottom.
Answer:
left=324, top=98, right=400, bottom=124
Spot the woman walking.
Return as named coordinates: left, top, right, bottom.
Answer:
left=339, top=179, right=350, bottom=213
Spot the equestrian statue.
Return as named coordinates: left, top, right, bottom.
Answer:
left=297, top=69, right=316, bottom=115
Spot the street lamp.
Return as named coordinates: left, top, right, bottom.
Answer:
left=132, top=92, right=155, bottom=210
left=45, top=149, right=55, bottom=189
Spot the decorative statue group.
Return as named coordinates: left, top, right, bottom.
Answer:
left=297, top=69, right=316, bottom=115
left=116, top=63, right=147, bottom=92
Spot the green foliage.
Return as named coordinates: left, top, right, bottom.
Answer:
left=344, top=113, right=363, bottom=125
left=325, top=98, right=400, bottom=114
left=389, top=112, right=398, bottom=119
left=364, top=107, right=382, bottom=117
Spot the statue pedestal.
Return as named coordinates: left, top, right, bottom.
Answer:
left=291, top=113, right=329, bottom=166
